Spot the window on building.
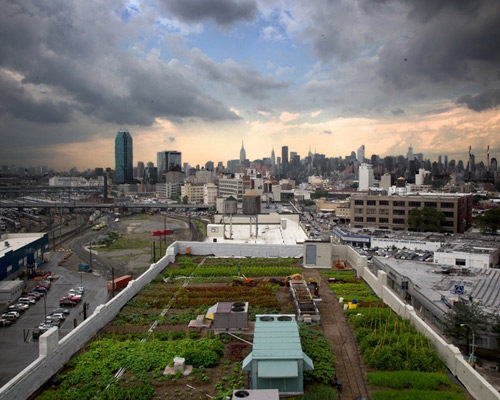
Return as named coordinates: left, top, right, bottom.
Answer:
left=441, top=202, right=454, bottom=208
left=393, top=201, right=405, bottom=207
left=379, top=218, right=389, bottom=223
left=354, top=217, right=364, bottom=222
left=456, top=259, right=466, bottom=266
left=409, top=201, right=421, bottom=207
left=393, top=218, right=405, bottom=224
left=424, top=202, right=437, bottom=208
left=355, top=208, right=364, bottom=214
left=442, top=221, right=454, bottom=227
left=367, top=200, right=376, bottom=206
left=366, top=208, right=376, bottom=214
left=354, top=200, right=364, bottom=205
left=393, top=209, right=406, bottom=215
left=379, top=200, right=389, bottom=206
left=367, top=217, right=376, bottom=222
left=379, top=209, right=389, bottom=215
left=443, top=211, right=454, bottom=218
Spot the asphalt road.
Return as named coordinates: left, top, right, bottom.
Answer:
left=0, top=251, right=108, bottom=388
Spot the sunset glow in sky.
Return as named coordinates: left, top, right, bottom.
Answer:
left=1, top=0, right=499, bottom=170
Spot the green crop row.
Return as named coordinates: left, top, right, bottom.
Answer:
left=367, top=371, right=454, bottom=391
left=38, top=336, right=224, bottom=399
left=299, top=324, right=336, bottom=386
left=320, top=270, right=356, bottom=279
left=166, top=266, right=302, bottom=279
left=336, top=277, right=467, bottom=399
left=203, top=257, right=297, bottom=267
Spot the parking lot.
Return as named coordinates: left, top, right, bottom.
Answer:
left=0, top=252, right=108, bottom=387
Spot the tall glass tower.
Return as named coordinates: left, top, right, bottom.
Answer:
left=115, top=129, right=133, bottom=184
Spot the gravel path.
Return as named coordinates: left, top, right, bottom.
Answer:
left=304, top=269, right=371, bottom=400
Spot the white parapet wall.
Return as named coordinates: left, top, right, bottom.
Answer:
left=176, top=241, right=303, bottom=258
left=344, top=246, right=500, bottom=400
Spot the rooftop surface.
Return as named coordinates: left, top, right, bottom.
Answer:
left=206, top=219, right=308, bottom=245
left=377, top=257, right=500, bottom=314
left=251, top=315, right=303, bottom=360
left=0, top=233, right=46, bottom=258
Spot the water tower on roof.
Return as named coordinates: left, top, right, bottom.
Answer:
left=224, top=196, right=238, bottom=239
left=242, top=190, right=261, bottom=215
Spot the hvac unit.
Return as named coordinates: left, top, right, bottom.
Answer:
left=210, top=302, right=249, bottom=330
left=231, top=389, right=279, bottom=400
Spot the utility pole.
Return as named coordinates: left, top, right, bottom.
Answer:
left=111, top=267, right=115, bottom=298
left=89, top=240, right=92, bottom=271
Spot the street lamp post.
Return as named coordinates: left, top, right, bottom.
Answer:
left=460, top=323, right=475, bottom=365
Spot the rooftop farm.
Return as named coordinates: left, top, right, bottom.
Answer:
left=36, top=256, right=337, bottom=400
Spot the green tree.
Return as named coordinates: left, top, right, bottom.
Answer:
left=474, top=208, right=500, bottom=235
left=182, top=195, right=189, bottom=205
left=408, top=207, right=446, bottom=232
left=311, top=190, right=330, bottom=199
left=443, top=302, right=489, bottom=353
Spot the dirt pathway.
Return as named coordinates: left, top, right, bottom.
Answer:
left=304, top=269, right=371, bottom=400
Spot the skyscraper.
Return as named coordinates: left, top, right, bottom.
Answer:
left=357, top=145, right=365, bottom=163
left=115, top=129, right=133, bottom=184
left=240, top=141, right=246, bottom=164
left=157, top=151, right=182, bottom=182
left=271, top=147, right=275, bottom=167
left=282, top=146, right=289, bottom=165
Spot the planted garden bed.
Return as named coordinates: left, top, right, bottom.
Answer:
left=321, top=269, right=470, bottom=399
left=38, top=256, right=335, bottom=400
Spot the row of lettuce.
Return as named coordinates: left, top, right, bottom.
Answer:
left=321, top=270, right=467, bottom=400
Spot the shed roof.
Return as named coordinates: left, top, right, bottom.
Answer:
left=251, top=315, right=303, bottom=359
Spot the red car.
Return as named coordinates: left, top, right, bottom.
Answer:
left=60, top=295, right=81, bottom=303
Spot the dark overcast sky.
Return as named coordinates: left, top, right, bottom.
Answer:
left=1, top=0, right=499, bottom=170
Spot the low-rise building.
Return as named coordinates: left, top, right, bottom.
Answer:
left=181, top=183, right=204, bottom=203
left=350, top=193, right=472, bottom=233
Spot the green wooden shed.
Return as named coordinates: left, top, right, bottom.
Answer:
left=242, top=315, right=314, bottom=395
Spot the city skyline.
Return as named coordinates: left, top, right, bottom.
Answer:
left=1, top=1, right=499, bottom=170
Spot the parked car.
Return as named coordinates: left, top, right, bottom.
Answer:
left=48, top=312, right=66, bottom=320
left=33, top=287, right=48, bottom=294
left=1, top=313, right=18, bottom=322
left=27, top=291, right=42, bottom=299
left=59, top=299, right=77, bottom=307
left=8, top=304, right=27, bottom=312
left=18, top=297, right=36, bottom=305
left=0, top=318, right=13, bottom=327
left=73, top=285, right=85, bottom=293
left=44, top=317, right=63, bottom=327
left=61, top=295, right=81, bottom=303
left=38, top=323, right=55, bottom=333
left=68, top=289, right=83, bottom=297
left=50, top=308, right=71, bottom=315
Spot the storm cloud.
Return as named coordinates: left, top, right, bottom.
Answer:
left=159, top=0, right=258, bottom=27
left=457, top=88, right=500, bottom=112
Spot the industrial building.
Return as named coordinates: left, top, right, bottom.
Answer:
left=333, top=227, right=500, bottom=269
left=350, top=193, right=473, bottom=233
left=0, top=233, right=49, bottom=281
left=242, top=314, right=314, bottom=395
